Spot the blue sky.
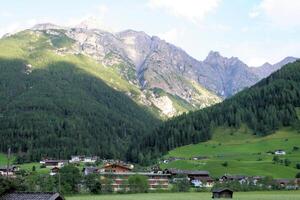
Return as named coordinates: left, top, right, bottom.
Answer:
left=0, top=0, right=299, bottom=66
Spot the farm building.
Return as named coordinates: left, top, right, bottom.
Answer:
left=220, top=175, right=247, bottom=184
left=50, top=167, right=60, bottom=176
left=164, top=168, right=213, bottom=187
left=103, top=163, right=133, bottom=173
left=39, top=159, right=67, bottom=168
left=0, top=165, right=19, bottom=177
left=212, top=188, right=233, bottom=198
left=274, top=150, right=286, bottom=155
left=1, top=192, right=64, bottom=200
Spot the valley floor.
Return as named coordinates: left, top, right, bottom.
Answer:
left=67, top=191, right=300, bottom=200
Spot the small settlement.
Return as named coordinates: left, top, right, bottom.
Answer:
left=1, top=154, right=299, bottom=192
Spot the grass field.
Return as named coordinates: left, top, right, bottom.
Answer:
left=161, top=126, right=300, bottom=178
left=67, top=191, right=300, bottom=200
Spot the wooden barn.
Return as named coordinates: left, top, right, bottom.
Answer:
left=212, top=188, right=233, bottom=198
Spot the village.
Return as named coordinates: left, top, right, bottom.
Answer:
left=1, top=151, right=299, bottom=195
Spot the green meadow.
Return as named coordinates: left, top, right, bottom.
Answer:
left=67, top=191, right=300, bottom=200
left=161, top=126, right=300, bottom=178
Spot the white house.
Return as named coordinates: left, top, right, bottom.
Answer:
left=83, top=157, right=97, bottom=163
left=275, top=150, right=286, bottom=155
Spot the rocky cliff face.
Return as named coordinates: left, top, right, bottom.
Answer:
left=30, top=24, right=221, bottom=117
left=28, top=23, right=298, bottom=116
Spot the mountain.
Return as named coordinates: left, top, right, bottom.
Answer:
left=251, top=56, right=298, bottom=79
left=201, top=51, right=259, bottom=97
left=30, top=24, right=221, bottom=117
left=27, top=23, right=297, bottom=109
left=0, top=23, right=298, bottom=162
left=132, top=60, right=300, bottom=163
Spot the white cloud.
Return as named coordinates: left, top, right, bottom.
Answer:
left=252, top=0, right=300, bottom=28
left=157, top=28, right=185, bottom=44
left=66, top=4, right=116, bottom=31
left=147, top=0, right=221, bottom=23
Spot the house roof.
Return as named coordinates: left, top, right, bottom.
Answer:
left=212, top=188, right=234, bottom=193
left=83, top=167, right=99, bottom=174
left=0, top=166, right=17, bottom=171
left=222, top=175, right=246, bottom=180
left=274, top=179, right=293, bottom=184
left=104, top=163, right=131, bottom=170
left=1, top=192, right=64, bottom=200
left=166, top=168, right=209, bottom=175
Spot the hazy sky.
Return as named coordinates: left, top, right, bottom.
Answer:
left=1, top=0, right=299, bottom=66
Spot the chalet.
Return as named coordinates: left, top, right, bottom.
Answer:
left=69, top=155, right=85, bottom=163
left=50, top=167, right=60, bottom=176
left=103, top=163, right=133, bottom=173
left=40, top=160, right=67, bottom=168
left=83, top=156, right=97, bottom=163
left=274, top=150, right=286, bottom=155
left=1, top=192, right=64, bottom=200
left=99, top=172, right=170, bottom=191
left=212, top=188, right=233, bottom=199
left=0, top=165, right=19, bottom=177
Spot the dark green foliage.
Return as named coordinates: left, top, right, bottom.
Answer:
left=59, top=165, right=81, bottom=193
left=100, top=177, right=113, bottom=193
left=0, top=176, right=25, bottom=195
left=128, top=174, right=149, bottom=193
left=284, top=159, right=291, bottom=166
left=0, top=58, right=159, bottom=162
left=296, top=163, right=300, bottom=169
left=296, top=172, right=300, bottom=178
left=273, top=156, right=280, bottom=163
left=133, top=61, right=300, bottom=161
left=171, top=177, right=190, bottom=192
left=222, top=161, right=228, bottom=167
left=84, top=174, right=102, bottom=194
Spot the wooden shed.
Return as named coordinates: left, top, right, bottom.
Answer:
left=212, top=188, right=233, bottom=198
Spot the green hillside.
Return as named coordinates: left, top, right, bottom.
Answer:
left=133, top=60, right=300, bottom=162
left=161, top=126, right=300, bottom=178
left=0, top=30, right=160, bottom=162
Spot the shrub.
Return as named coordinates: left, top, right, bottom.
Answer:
left=222, top=161, right=228, bottom=167
left=284, top=159, right=291, bottom=166
left=296, top=163, right=300, bottom=169
left=128, top=175, right=149, bottom=193
left=272, top=156, right=279, bottom=163
left=296, top=172, right=300, bottom=178
left=172, top=178, right=190, bottom=192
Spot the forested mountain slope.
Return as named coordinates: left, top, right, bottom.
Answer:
left=131, top=61, right=300, bottom=162
left=0, top=31, right=159, bottom=162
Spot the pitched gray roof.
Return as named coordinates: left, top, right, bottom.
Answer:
left=1, top=192, right=64, bottom=200
left=212, top=188, right=234, bottom=193
left=167, top=168, right=209, bottom=175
